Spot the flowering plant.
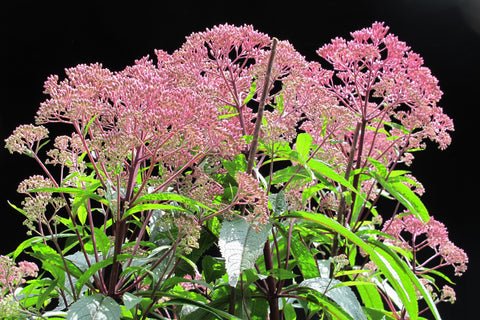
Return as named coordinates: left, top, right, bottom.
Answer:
left=3, top=23, right=467, bottom=320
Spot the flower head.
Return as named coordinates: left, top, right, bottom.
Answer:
left=440, top=285, right=456, bottom=304
left=0, top=255, right=38, bottom=291
left=382, top=214, right=468, bottom=276
left=316, top=22, right=454, bottom=172
left=5, top=124, right=49, bottom=156
left=235, top=171, right=269, bottom=229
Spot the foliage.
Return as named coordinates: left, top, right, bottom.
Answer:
left=3, top=23, right=467, bottom=320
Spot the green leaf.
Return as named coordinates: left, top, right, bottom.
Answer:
left=270, top=165, right=310, bottom=185
left=243, top=80, right=257, bottom=105
left=122, top=292, right=143, bottom=311
left=371, top=171, right=429, bottom=223
left=307, top=159, right=357, bottom=192
left=222, top=153, right=247, bottom=177
left=296, top=133, right=313, bottom=162
left=83, top=114, right=99, bottom=136
left=357, top=283, right=384, bottom=310
left=363, top=307, right=398, bottom=320
left=282, top=302, right=297, bottom=320
left=132, top=192, right=213, bottom=212
left=288, top=211, right=424, bottom=320
left=302, top=183, right=327, bottom=203
left=367, top=157, right=387, bottom=179
left=66, top=294, right=122, bottom=320
left=30, top=242, right=83, bottom=279
left=218, top=111, right=240, bottom=120
left=202, top=255, right=226, bottom=283
left=269, top=190, right=287, bottom=215
left=289, top=233, right=320, bottom=279
left=12, top=236, right=45, bottom=259
left=76, top=202, right=88, bottom=225
left=167, top=296, right=242, bottom=320
left=92, top=227, right=111, bottom=257
left=274, top=91, right=285, bottom=114
left=29, top=187, right=108, bottom=205
left=125, top=203, right=188, bottom=218
left=299, top=277, right=367, bottom=320
left=297, top=290, right=356, bottom=320
left=265, top=268, right=298, bottom=281
left=368, top=240, right=441, bottom=320
left=74, top=254, right=132, bottom=295
left=218, top=217, right=271, bottom=287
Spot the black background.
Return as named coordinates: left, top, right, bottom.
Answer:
left=1, top=0, right=478, bottom=318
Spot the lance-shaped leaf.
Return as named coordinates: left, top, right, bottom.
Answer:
left=371, top=171, right=429, bottom=223
left=307, top=159, right=357, bottom=192
left=132, top=192, right=214, bottom=212
left=289, top=211, right=441, bottom=320
left=219, top=217, right=271, bottom=287
left=29, top=186, right=109, bottom=205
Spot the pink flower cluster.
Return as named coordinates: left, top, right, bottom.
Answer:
left=314, top=22, right=454, bottom=170
left=0, top=255, right=38, bottom=294
left=235, top=171, right=269, bottom=228
left=4, top=124, right=49, bottom=156
left=5, top=22, right=457, bottom=248
left=6, top=22, right=454, bottom=192
left=382, top=214, right=468, bottom=276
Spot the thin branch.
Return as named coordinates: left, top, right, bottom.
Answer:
left=246, top=38, right=278, bottom=175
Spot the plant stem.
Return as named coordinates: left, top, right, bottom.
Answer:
left=246, top=37, right=278, bottom=175
left=330, top=122, right=361, bottom=277
left=264, top=241, right=280, bottom=320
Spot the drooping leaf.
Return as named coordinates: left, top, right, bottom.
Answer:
left=288, top=211, right=425, bottom=320
left=299, top=277, right=367, bottom=320
left=269, top=190, right=287, bottom=216
left=289, top=233, right=320, bottom=279
left=30, top=243, right=83, bottom=280
left=218, top=217, right=271, bottom=287
left=122, top=292, right=143, bottom=311
left=307, top=159, right=357, bottom=192
left=29, top=187, right=108, bottom=205
left=132, top=192, right=213, bottom=212
left=371, top=171, right=429, bottom=223
left=12, top=236, right=46, bottom=259
left=367, top=239, right=441, bottom=320
left=66, top=294, right=121, bottom=320
left=355, top=282, right=384, bottom=310
left=125, top=203, right=188, bottom=218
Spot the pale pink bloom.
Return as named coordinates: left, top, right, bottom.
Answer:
left=382, top=214, right=468, bottom=276
left=235, top=171, right=269, bottom=228
left=316, top=22, right=454, bottom=173
left=441, top=285, right=456, bottom=303
left=18, top=261, right=39, bottom=278
left=0, top=256, right=38, bottom=292
left=4, top=124, right=49, bottom=155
